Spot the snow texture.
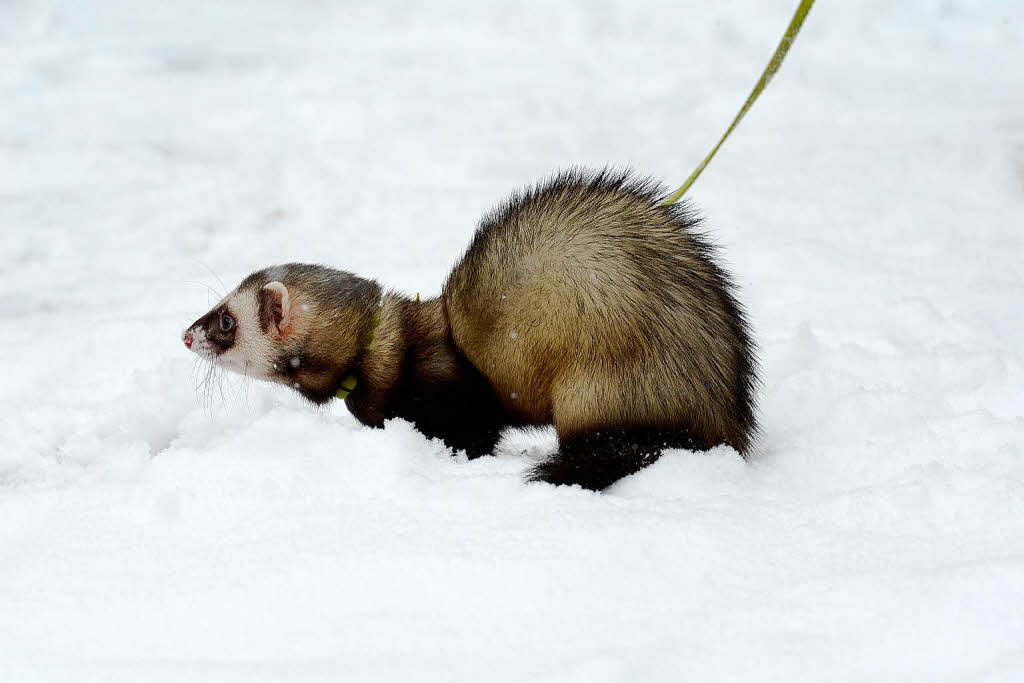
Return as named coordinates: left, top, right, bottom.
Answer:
left=2, top=1, right=1023, bottom=681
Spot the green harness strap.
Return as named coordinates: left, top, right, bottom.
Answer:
left=663, top=0, right=815, bottom=205
left=336, top=374, right=358, bottom=400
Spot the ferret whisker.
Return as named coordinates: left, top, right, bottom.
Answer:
left=193, top=366, right=207, bottom=398
left=194, top=359, right=213, bottom=392
left=214, top=359, right=229, bottom=407
left=200, top=362, right=213, bottom=414
left=186, top=281, right=224, bottom=302
left=204, top=361, right=217, bottom=408
left=205, top=362, right=218, bottom=417
left=197, top=359, right=219, bottom=418
left=193, top=259, right=227, bottom=299
left=243, top=362, right=252, bottom=410
left=191, top=356, right=207, bottom=386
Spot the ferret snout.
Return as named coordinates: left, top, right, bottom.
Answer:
left=183, top=331, right=194, bottom=349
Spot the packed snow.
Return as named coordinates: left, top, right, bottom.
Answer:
left=2, top=0, right=1023, bottom=680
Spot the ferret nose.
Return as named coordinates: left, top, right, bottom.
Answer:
left=183, top=332, right=193, bottom=349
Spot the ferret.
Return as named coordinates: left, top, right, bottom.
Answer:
left=183, top=170, right=758, bottom=490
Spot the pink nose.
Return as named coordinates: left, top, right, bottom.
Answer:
left=183, top=333, right=193, bottom=349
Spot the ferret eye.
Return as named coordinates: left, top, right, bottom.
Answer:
left=219, top=312, right=234, bottom=332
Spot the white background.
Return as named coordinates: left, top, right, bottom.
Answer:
left=2, top=1, right=1023, bottom=680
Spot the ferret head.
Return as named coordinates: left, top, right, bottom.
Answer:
left=183, top=264, right=382, bottom=403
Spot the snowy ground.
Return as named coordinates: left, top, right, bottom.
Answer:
left=2, top=0, right=1024, bottom=680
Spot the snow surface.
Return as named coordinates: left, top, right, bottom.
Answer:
left=2, top=1, right=1024, bottom=680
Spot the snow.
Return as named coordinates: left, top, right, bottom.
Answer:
left=2, top=0, right=1023, bottom=680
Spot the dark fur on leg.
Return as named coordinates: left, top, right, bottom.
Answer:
left=527, top=429, right=706, bottom=491
left=439, top=425, right=506, bottom=459
left=383, top=386, right=509, bottom=459
left=389, top=369, right=512, bottom=459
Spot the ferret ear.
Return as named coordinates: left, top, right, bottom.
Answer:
left=260, top=281, right=292, bottom=339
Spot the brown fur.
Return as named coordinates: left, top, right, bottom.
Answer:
left=444, top=169, right=757, bottom=452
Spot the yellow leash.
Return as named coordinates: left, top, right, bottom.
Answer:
left=336, top=2, right=815, bottom=397
left=663, top=0, right=816, bottom=205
